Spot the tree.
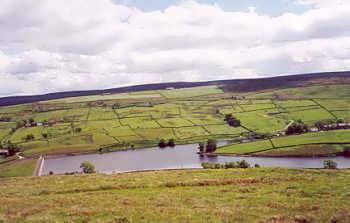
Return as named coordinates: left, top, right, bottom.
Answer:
left=227, top=118, right=241, bottom=127
left=6, top=143, right=21, bottom=156
left=28, top=118, right=35, bottom=124
left=80, top=161, right=96, bottom=174
left=336, top=118, right=345, bottom=124
left=286, top=121, right=308, bottom=135
left=205, top=139, right=217, bottom=153
left=198, top=142, right=205, bottom=153
left=112, top=103, right=120, bottom=109
left=224, top=113, right=241, bottom=127
left=158, top=139, right=167, bottom=148
left=224, top=162, right=237, bottom=168
left=25, top=134, right=35, bottom=142
left=42, top=133, right=48, bottom=139
left=323, top=160, right=337, bottom=169
left=315, top=121, right=325, bottom=130
left=224, top=114, right=233, bottom=121
left=168, top=139, right=175, bottom=147
left=0, top=117, right=11, bottom=122
left=237, top=160, right=250, bottom=168
left=16, top=120, right=25, bottom=129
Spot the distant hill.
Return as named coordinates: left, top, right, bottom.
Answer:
left=1, top=71, right=349, bottom=106
left=220, top=71, right=350, bottom=92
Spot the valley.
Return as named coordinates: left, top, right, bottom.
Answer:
left=1, top=77, right=350, bottom=176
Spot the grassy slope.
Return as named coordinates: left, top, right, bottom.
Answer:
left=0, top=159, right=36, bottom=177
left=254, top=144, right=349, bottom=157
left=1, top=169, right=350, bottom=222
left=216, top=129, right=350, bottom=155
left=2, top=84, right=350, bottom=159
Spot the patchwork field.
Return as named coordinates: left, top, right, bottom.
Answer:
left=1, top=84, right=350, bottom=169
left=1, top=78, right=350, bottom=222
left=216, top=129, right=350, bottom=156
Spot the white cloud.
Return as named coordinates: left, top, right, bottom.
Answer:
left=294, top=0, right=350, bottom=8
left=0, top=0, right=350, bottom=96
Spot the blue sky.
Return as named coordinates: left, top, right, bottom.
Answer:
left=112, top=0, right=309, bottom=15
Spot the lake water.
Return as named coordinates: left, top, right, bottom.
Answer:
left=43, top=143, right=350, bottom=175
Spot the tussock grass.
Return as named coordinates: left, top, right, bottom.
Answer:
left=0, top=169, right=349, bottom=222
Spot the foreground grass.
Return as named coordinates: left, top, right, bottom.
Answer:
left=1, top=168, right=350, bottom=222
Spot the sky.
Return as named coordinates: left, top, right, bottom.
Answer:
left=0, top=0, right=350, bottom=97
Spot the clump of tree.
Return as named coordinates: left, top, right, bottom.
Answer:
left=201, top=160, right=251, bottom=169
left=336, top=118, right=345, bottom=124
left=202, top=162, right=222, bottom=169
left=206, top=139, right=217, bottom=152
left=323, top=160, right=337, bottom=169
left=74, top=127, right=82, bottom=133
left=315, top=119, right=335, bottom=130
left=343, top=147, right=350, bottom=157
left=80, top=161, right=96, bottom=174
left=0, top=117, right=11, bottom=122
left=286, top=120, right=308, bottom=135
left=112, top=103, right=120, bottom=109
left=314, top=119, right=347, bottom=131
left=168, top=139, right=175, bottom=147
left=15, top=118, right=37, bottom=129
left=198, top=139, right=217, bottom=153
left=158, top=139, right=176, bottom=148
left=224, top=114, right=241, bottom=127
left=158, top=139, right=167, bottom=148
left=16, top=120, right=26, bottom=129
left=3, top=143, right=21, bottom=157
left=25, top=134, right=35, bottom=142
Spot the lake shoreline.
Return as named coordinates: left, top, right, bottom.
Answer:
left=42, top=143, right=348, bottom=161
left=210, top=152, right=343, bottom=158
left=42, top=143, right=350, bottom=175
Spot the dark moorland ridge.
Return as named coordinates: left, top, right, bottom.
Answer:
left=1, top=71, right=350, bottom=106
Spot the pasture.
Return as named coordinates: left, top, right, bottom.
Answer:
left=1, top=84, right=350, bottom=160
left=216, top=129, right=350, bottom=156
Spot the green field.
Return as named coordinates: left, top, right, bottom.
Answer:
left=1, top=84, right=350, bottom=162
left=160, top=86, right=223, bottom=98
left=0, top=168, right=350, bottom=222
left=216, top=140, right=273, bottom=154
left=0, top=159, right=36, bottom=177
left=2, top=81, right=350, bottom=221
left=44, top=92, right=163, bottom=103
left=216, top=129, right=350, bottom=156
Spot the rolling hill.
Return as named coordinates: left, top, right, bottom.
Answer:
left=1, top=71, right=349, bottom=106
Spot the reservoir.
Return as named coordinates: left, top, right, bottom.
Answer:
left=43, top=142, right=350, bottom=174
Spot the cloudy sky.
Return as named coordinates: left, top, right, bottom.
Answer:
left=0, top=0, right=350, bottom=97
